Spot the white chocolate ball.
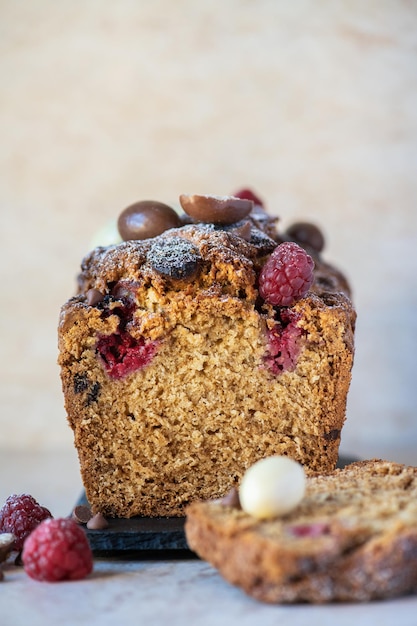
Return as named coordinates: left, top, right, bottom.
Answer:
left=90, top=219, right=123, bottom=249
left=239, top=456, right=306, bottom=519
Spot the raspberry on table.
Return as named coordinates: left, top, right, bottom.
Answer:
left=259, top=242, right=314, bottom=306
left=22, top=518, right=93, bottom=582
left=0, top=494, right=52, bottom=551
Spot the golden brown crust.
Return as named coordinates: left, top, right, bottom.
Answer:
left=76, top=223, right=351, bottom=302
left=185, top=460, right=417, bottom=603
left=58, top=220, right=355, bottom=518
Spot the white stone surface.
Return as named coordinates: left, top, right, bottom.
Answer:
left=1, top=450, right=417, bottom=626
left=3, top=559, right=417, bottom=626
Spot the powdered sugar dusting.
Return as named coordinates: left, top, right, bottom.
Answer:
left=148, top=236, right=202, bottom=279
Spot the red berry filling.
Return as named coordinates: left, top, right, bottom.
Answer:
left=97, top=331, right=158, bottom=380
left=96, top=281, right=158, bottom=379
left=288, top=522, right=330, bottom=538
left=264, top=310, right=304, bottom=375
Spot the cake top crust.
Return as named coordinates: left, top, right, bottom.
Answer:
left=76, top=193, right=351, bottom=306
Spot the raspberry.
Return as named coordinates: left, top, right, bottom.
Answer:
left=97, top=331, right=159, bottom=379
left=22, top=518, right=93, bottom=582
left=265, top=310, right=304, bottom=375
left=259, top=242, right=314, bottom=306
left=96, top=283, right=159, bottom=379
left=232, top=188, right=264, bottom=207
left=0, top=494, right=52, bottom=551
left=289, top=522, right=330, bottom=538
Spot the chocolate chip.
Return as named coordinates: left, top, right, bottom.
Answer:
left=72, top=505, right=93, bottom=524
left=86, top=382, right=101, bottom=406
left=86, top=288, right=105, bottom=306
left=286, top=222, right=325, bottom=253
left=86, top=512, right=109, bottom=530
left=324, top=429, right=341, bottom=441
left=148, top=237, right=202, bottom=280
left=118, top=200, right=182, bottom=241
left=73, top=374, right=100, bottom=405
left=74, top=373, right=89, bottom=394
left=220, top=487, right=241, bottom=509
left=179, top=194, right=253, bottom=225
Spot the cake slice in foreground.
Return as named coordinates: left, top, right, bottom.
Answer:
left=185, top=460, right=417, bottom=603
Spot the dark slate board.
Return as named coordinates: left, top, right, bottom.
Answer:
left=75, top=492, right=193, bottom=557
left=77, top=454, right=357, bottom=557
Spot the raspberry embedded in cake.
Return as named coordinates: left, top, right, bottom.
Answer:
left=92, top=279, right=159, bottom=379
left=288, top=522, right=331, bottom=538
left=264, top=309, right=304, bottom=375
left=96, top=331, right=159, bottom=380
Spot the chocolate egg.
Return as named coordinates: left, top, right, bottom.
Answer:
left=286, top=222, right=325, bottom=253
left=179, top=194, right=253, bottom=225
left=117, top=200, right=182, bottom=241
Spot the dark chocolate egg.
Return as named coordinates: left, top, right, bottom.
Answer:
left=117, top=200, right=182, bottom=241
left=286, top=222, right=325, bottom=253
left=179, top=194, right=253, bottom=225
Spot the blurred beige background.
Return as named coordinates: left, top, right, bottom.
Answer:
left=1, top=0, right=416, bottom=464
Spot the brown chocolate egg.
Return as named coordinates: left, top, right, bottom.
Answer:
left=286, top=222, right=325, bottom=253
left=179, top=194, right=253, bottom=225
left=117, top=200, right=182, bottom=241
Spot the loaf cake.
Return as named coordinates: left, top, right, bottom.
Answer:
left=185, top=460, right=417, bottom=603
left=58, top=190, right=355, bottom=518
